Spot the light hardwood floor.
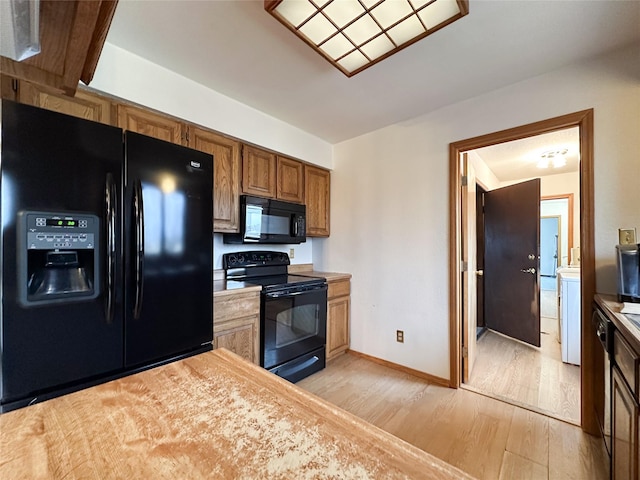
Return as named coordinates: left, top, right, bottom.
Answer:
left=298, top=353, right=608, bottom=480
left=466, top=289, right=581, bottom=425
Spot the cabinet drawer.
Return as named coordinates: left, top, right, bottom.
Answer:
left=328, top=279, right=350, bottom=299
left=214, top=292, right=260, bottom=324
left=614, top=330, right=639, bottom=399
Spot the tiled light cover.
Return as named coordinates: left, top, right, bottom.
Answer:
left=265, top=0, right=469, bottom=77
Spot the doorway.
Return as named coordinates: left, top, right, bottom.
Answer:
left=448, top=110, right=601, bottom=434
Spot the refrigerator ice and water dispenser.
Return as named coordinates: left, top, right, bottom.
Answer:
left=17, top=211, right=100, bottom=306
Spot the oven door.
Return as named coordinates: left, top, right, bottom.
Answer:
left=262, top=284, right=327, bottom=370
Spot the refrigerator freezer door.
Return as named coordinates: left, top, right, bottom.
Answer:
left=0, top=101, right=124, bottom=407
left=124, top=132, right=213, bottom=368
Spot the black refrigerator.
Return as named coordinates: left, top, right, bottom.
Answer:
left=0, top=100, right=213, bottom=412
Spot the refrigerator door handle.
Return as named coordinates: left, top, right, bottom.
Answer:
left=133, top=179, right=145, bottom=320
left=105, top=174, right=117, bottom=324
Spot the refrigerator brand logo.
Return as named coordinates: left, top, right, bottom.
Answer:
left=190, top=161, right=201, bottom=169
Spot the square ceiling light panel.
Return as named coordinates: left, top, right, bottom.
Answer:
left=265, top=0, right=469, bottom=77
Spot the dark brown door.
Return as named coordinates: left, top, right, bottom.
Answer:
left=484, top=179, right=541, bottom=347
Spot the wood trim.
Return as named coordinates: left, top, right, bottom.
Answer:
left=448, top=109, right=597, bottom=433
left=449, top=143, right=463, bottom=388
left=540, top=193, right=573, bottom=263
left=542, top=193, right=575, bottom=256
left=80, top=1, right=119, bottom=85
left=349, top=350, right=450, bottom=388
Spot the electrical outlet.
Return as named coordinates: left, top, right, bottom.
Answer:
left=289, top=248, right=295, bottom=259
left=396, top=330, right=404, bottom=343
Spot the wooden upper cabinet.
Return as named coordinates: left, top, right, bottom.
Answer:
left=242, top=145, right=277, bottom=198
left=305, top=165, right=330, bottom=237
left=277, top=156, right=304, bottom=204
left=0, top=1, right=118, bottom=96
left=117, top=104, right=185, bottom=145
left=190, top=127, right=241, bottom=233
left=17, top=82, right=113, bottom=125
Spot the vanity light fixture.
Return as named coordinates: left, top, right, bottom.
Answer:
left=265, top=0, right=469, bottom=77
left=537, top=149, right=568, bottom=169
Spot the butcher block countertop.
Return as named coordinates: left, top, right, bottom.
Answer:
left=0, top=349, right=473, bottom=479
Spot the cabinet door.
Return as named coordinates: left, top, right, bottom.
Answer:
left=18, top=81, right=113, bottom=125
left=190, top=127, right=241, bottom=232
left=305, top=165, right=330, bottom=237
left=242, top=145, right=276, bottom=198
left=327, top=295, right=350, bottom=360
left=612, top=366, right=639, bottom=480
left=277, top=156, right=304, bottom=203
left=214, top=316, right=259, bottom=364
left=117, top=104, right=184, bottom=145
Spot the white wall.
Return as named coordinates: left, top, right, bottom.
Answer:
left=92, top=43, right=333, bottom=170
left=212, top=234, right=313, bottom=270
left=469, top=151, right=500, bottom=191
left=318, top=43, right=640, bottom=379
left=91, top=43, right=332, bottom=269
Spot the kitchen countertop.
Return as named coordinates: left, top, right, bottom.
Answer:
left=296, top=270, right=352, bottom=282
left=595, top=294, right=640, bottom=351
left=0, top=349, right=473, bottom=479
left=213, top=279, right=261, bottom=296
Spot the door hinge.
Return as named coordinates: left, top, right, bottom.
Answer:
left=462, top=346, right=468, bottom=358
left=461, top=261, right=468, bottom=272
left=461, top=175, right=468, bottom=186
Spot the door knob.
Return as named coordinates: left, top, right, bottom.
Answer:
left=520, top=268, right=536, bottom=275
left=475, top=270, right=484, bottom=276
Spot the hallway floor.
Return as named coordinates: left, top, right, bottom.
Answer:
left=465, top=288, right=581, bottom=425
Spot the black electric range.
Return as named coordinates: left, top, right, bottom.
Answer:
left=222, top=251, right=328, bottom=382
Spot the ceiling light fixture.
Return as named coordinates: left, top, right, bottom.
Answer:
left=265, top=0, right=469, bottom=77
left=537, top=149, right=568, bottom=169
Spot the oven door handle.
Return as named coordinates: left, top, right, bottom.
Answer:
left=265, top=285, right=327, bottom=299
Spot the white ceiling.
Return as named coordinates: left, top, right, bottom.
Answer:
left=473, top=127, right=580, bottom=182
left=105, top=0, right=640, bottom=144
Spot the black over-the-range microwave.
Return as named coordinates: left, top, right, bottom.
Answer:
left=223, top=195, right=306, bottom=244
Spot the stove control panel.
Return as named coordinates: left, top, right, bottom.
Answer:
left=223, top=251, right=290, bottom=269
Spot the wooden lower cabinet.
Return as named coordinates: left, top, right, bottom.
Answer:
left=213, top=290, right=260, bottom=365
left=612, top=366, right=639, bottom=480
left=611, top=329, right=640, bottom=480
left=326, top=277, right=351, bottom=361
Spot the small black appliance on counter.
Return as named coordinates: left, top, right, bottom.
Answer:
left=615, top=243, right=640, bottom=302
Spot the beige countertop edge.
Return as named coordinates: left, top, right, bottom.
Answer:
left=213, top=281, right=261, bottom=297
left=595, top=294, right=640, bottom=351
left=298, top=270, right=352, bottom=281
